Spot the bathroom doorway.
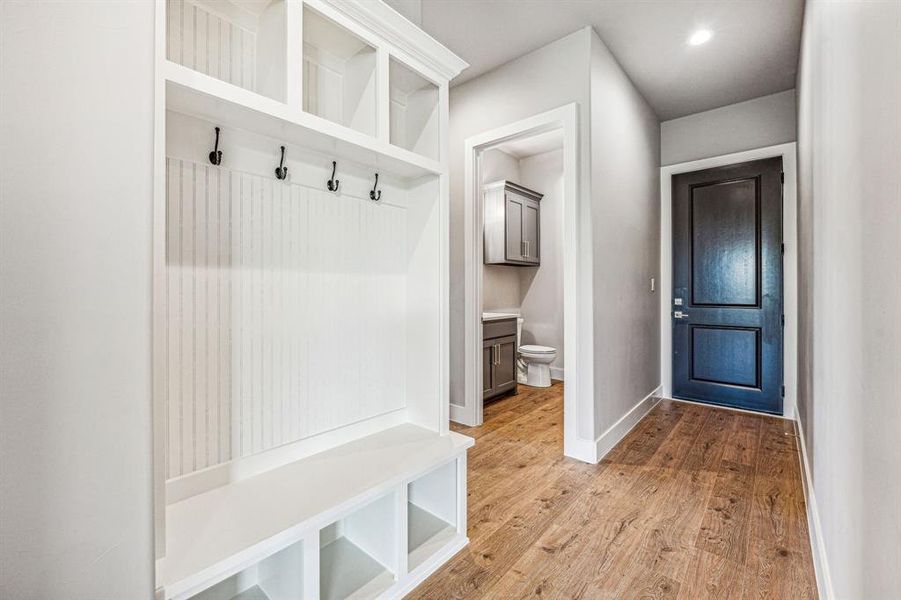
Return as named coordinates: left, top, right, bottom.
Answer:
left=455, top=104, right=588, bottom=462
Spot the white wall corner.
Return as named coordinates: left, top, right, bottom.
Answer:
left=564, top=434, right=599, bottom=464
left=593, top=386, right=663, bottom=462
left=795, top=416, right=835, bottom=600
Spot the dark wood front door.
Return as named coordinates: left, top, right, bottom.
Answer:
left=672, top=157, right=783, bottom=414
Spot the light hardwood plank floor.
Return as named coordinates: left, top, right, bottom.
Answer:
left=409, top=382, right=817, bottom=599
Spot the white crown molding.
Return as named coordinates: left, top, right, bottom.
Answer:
left=325, top=0, right=469, bottom=82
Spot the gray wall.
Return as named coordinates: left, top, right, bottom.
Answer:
left=481, top=149, right=525, bottom=311
left=448, top=29, right=593, bottom=413
left=0, top=2, right=155, bottom=598
left=518, top=149, right=565, bottom=373
left=449, top=28, right=660, bottom=446
left=796, top=1, right=901, bottom=597
left=661, top=90, right=796, bottom=165
left=588, top=32, right=661, bottom=434
left=479, top=148, right=566, bottom=373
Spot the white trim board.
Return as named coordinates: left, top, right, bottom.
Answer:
left=659, top=142, right=798, bottom=419
left=795, top=416, right=835, bottom=599
left=456, top=104, right=593, bottom=463
left=594, top=386, right=662, bottom=462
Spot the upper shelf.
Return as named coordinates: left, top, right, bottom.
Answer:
left=158, top=423, right=473, bottom=599
left=166, top=61, right=443, bottom=179
left=163, top=0, right=468, bottom=179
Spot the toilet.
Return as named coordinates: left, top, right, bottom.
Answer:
left=516, top=318, right=557, bottom=387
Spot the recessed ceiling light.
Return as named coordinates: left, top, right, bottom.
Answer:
left=688, top=29, right=713, bottom=46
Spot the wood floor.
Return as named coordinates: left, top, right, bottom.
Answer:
left=409, top=382, right=817, bottom=599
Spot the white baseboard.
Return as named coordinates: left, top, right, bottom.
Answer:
left=594, top=385, right=662, bottom=462
left=564, top=434, right=600, bottom=464
left=795, top=416, right=834, bottom=600
left=550, top=366, right=565, bottom=381
left=449, top=402, right=478, bottom=427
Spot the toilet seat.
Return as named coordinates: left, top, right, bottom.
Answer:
left=519, top=344, right=555, bottom=354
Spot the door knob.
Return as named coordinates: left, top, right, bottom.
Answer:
left=674, top=310, right=688, bottom=319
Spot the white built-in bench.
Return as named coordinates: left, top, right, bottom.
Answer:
left=158, top=425, right=473, bottom=600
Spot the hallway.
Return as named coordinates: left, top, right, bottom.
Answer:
left=411, top=384, right=817, bottom=598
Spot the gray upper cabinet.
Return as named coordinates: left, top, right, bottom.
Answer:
left=484, top=180, right=542, bottom=266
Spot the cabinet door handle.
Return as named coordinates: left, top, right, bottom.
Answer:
left=494, top=344, right=500, bottom=365
left=525, top=241, right=529, bottom=257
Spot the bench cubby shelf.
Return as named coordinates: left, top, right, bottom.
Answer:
left=153, top=1, right=469, bottom=598
left=159, top=427, right=471, bottom=599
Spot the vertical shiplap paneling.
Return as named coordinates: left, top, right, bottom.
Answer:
left=306, top=189, right=361, bottom=434
left=360, top=200, right=407, bottom=417
left=163, top=159, right=406, bottom=478
left=180, top=161, right=195, bottom=476
left=194, top=162, right=208, bottom=472
left=167, top=0, right=256, bottom=92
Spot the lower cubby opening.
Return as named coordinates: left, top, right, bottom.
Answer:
left=190, top=541, right=303, bottom=600
left=407, top=459, right=458, bottom=571
left=319, top=492, right=397, bottom=599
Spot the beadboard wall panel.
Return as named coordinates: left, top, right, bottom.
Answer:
left=163, top=158, right=407, bottom=479
left=167, top=0, right=257, bottom=92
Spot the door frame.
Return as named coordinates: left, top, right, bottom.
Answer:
left=456, top=103, right=590, bottom=461
left=660, top=142, right=798, bottom=418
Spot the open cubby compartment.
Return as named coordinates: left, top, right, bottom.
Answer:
left=189, top=541, right=304, bottom=600
left=166, top=0, right=287, bottom=102
left=389, top=58, right=440, bottom=161
left=407, top=459, right=459, bottom=571
left=302, top=5, right=377, bottom=136
left=319, top=492, right=398, bottom=600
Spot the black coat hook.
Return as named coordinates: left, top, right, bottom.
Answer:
left=275, top=146, right=288, bottom=180
left=209, top=127, right=222, bottom=165
left=370, top=172, right=381, bottom=202
left=327, top=161, right=340, bottom=192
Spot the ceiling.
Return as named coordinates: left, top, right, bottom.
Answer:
left=402, top=0, right=803, bottom=120
left=495, top=129, right=564, bottom=159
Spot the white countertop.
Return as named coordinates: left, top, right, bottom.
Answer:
left=482, top=312, right=520, bottom=322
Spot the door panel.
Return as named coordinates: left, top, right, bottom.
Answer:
left=690, top=326, right=759, bottom=387
left=672, top=157, right=783, bottom=414
left=522, top=200, right=540, bottom=264
left=482, top=344, right=493, bottom=397
left=691, top=179, right=759, bottom=306
left=505, top=194, right=523, bottom=262
left=492, top=335, right=518, bottom=392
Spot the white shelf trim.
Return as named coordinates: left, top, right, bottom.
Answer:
left=165, top=61, right=445, bottom=179
left=322, top=0, right=468, bottom=83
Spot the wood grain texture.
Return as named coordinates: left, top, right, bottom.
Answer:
left=408, top=384, right=817, bottom=599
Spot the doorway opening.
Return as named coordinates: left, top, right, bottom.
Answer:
left=671, top=157, right=784, bottom=414
left=660, top=142, right=798, bottom=418
left=454, top=104, right=587, bottom=461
